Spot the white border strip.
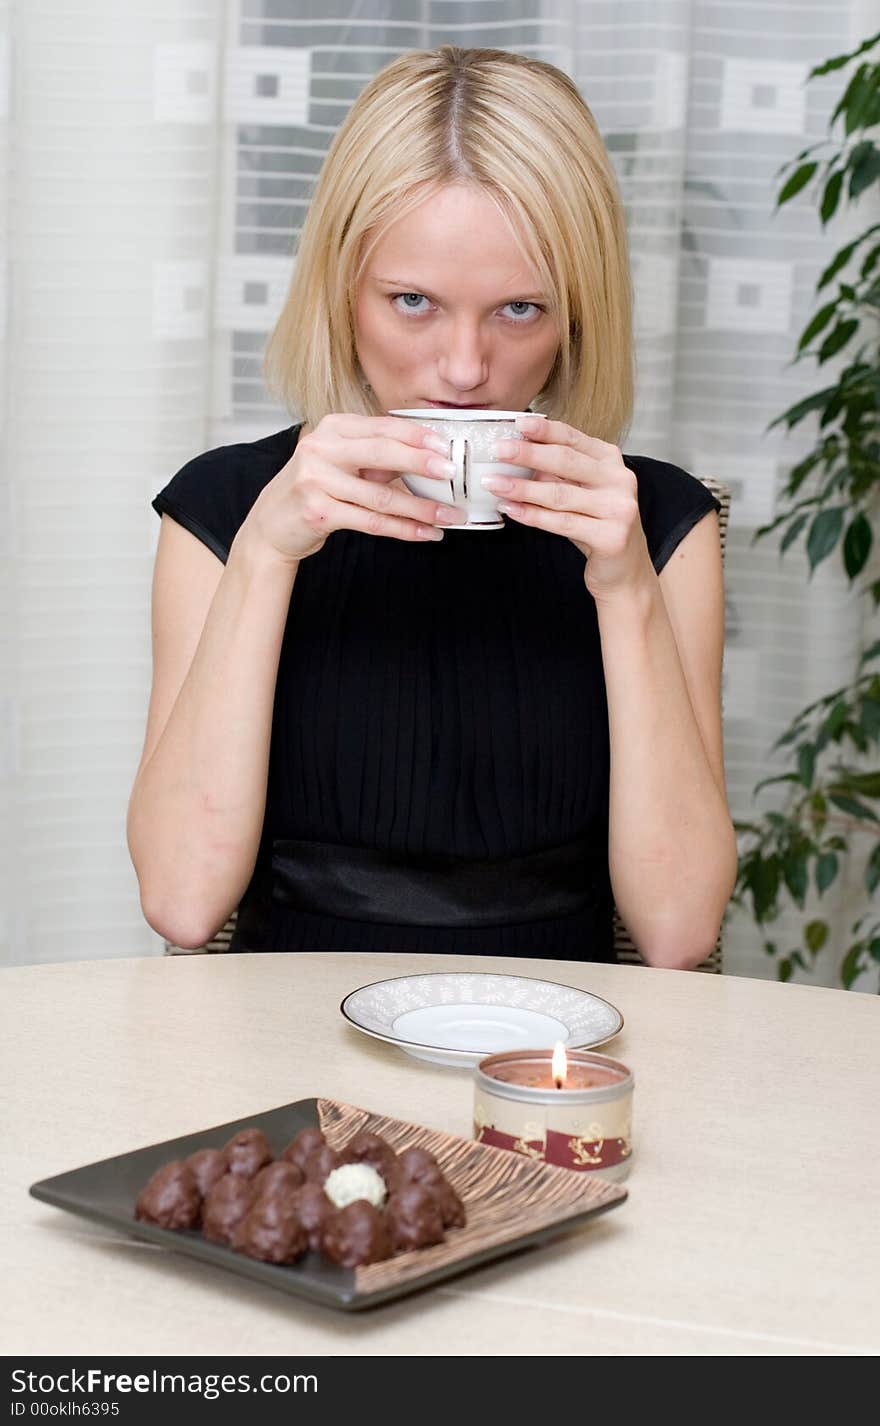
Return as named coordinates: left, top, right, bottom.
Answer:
left=436, top=1287, right=878, bottom=1355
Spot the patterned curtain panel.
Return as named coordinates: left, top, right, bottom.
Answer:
left=1, top=0, right=875, bottom=984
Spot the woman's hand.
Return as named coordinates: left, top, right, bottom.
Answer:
left=481, top=416, right=653, bottom=602
left=239, top=413, right=466, bottom=565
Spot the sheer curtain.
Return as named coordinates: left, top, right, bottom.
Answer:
left=2, top=0, right=876, bottom=986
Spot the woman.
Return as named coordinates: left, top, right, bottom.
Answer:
left=127, top=46, right=737, bottom=967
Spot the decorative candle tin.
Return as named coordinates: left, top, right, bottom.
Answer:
left=474, top=1049, right=634, bottom=1181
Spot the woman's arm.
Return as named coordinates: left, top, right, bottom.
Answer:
left=597, top=512, right=738, bottom=969
left=127, top=518, right=298, bottom=949
left=482, top=417, right=737, bottom=968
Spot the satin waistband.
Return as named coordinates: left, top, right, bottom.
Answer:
left=262, top=835, right=609, bottom=929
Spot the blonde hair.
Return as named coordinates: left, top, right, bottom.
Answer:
left=263, top=47, right=634, bottom=445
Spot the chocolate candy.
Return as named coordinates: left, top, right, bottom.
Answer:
left=253, top=1160, right=305, bottom=1197
left=302, top=1143, right=342, bottom=1184
left=135, top=1160, right=200, bottom=1230
left=280, top=1127, right=326, bottom=1171
left=235, top=1199, right=309, bottom=1265
left=202, top=1172, right=257, bottom=1245
left=386, top=1181, right=445, bottom=1252
left=321, top=1201, right=392, bottom=1267
left=430, top=1180, right=465, bottom=1230
left=398, top=1147, right=437, bottom=1173
left=395, top=1146, right=465, bottom=1228
left=222, top=1128, right=273, bottom=1180
left=185, top=1148, right=228, bottom=1198
left=340, top=1131, right=398, bottom=1182
left=289, top=1183, right=333, bottom=1252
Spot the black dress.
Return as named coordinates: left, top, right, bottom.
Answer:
left=152, top=424, right=720, bottom=961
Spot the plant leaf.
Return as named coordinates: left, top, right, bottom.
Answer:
left=840, top=945, right=864, bottom=989
left=787, top=450, right=824, bottom=495
left=828, top=793, right=880, bottom=823
left=815, top=852, right=839, bottom=894
left=860, top=699, right=880, bottom=740
left=804, top=919, right=829, bottom=952
left=811, top=54, right=853, bottom=76
left=797, top=300, right=838, bottom=351
left=830, top=67, right=867, bottom=131
left=818, top=237, right=862, bottom=289
left=754, top=772, right=802, bottom=794
left=850, top=145, right=880, bottom=199
left=845, top=78, right=875, bottom=135
left=811, top=31, right=880, bottom=77
left=783, top=848, right=810, bottom=908
left=777, top=161, right=818, bottom=207
left=816, top=699, right=848, bottom=751
left=821, top=169, right=844, bottom=224
left=797, top=743, right=816, bottom=788
left=841, top=67, right=880, bottom=133
left=818, top=318, right=859, bottom=362
left=780, top=511, right=810, bottom=553
left=766, top=384, right=838, bottom=432
left=806, top=507, right=844, bottom=570
left=864, top=842, right=880, bottom=893
left=833, top=770, right=880, bottom=796
left=752, top=855, right=781, bottom=920
left=843, top=512, right=873, bottom=579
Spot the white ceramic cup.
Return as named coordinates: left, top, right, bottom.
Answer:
left=389, top=408, right=545, bottom=530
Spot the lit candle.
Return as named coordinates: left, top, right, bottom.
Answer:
left=473, top=1047, right=634, bottom=1179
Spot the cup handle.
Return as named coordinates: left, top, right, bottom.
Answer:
left=449, top=435, right=469, bottom=504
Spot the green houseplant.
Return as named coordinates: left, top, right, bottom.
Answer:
left=732, top=28, right=880, bottom=988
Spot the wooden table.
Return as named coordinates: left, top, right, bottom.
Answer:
left=2, top=952, right=878, bottom=1356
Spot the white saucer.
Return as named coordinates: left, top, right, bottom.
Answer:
left=340, top=971, right=624, bottom=1067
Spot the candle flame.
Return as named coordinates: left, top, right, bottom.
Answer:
left=552, top=1041, right=567, bottom=1088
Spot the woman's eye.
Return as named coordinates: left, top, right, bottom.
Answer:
left=502, top=301, right=541, bottom=322
left=391, top=292, right=431, bottom=315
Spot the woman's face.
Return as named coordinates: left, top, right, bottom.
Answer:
left=354, top=184, right=561, bottom=413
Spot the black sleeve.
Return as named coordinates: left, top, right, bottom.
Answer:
left=152, top=426, right=299, bottom=563
left=623, top=454, right=722, bottom=574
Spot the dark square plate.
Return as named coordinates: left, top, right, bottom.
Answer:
left=29, top=1097, right=627, bottom=1311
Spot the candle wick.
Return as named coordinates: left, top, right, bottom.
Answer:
left=554, top=1077, right=563, bottom=1090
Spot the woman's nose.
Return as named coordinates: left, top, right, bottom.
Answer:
left=437, top=323, right=488, bottom=392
